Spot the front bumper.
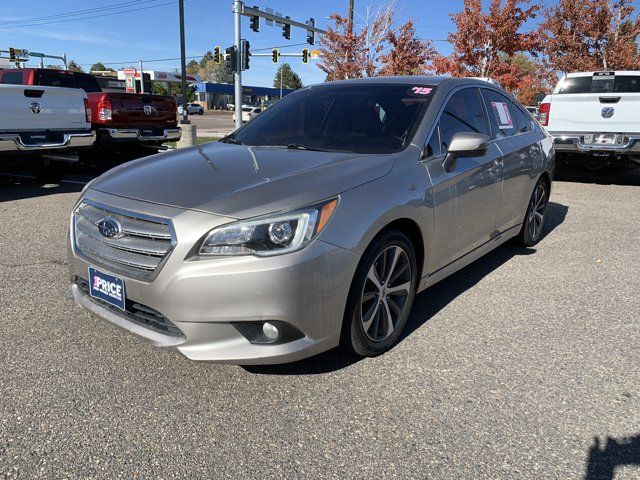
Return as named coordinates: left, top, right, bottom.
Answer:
left=550, top=132, right=640, bottom=154
left=99, top=127, right=181, bottom=143
left=67, top=191, right=359, bottom=364
left=0, top=130, right=95, bottom=152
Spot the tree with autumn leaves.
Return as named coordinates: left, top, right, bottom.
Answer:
left=318, top=5, right=435, bottom=80
left=319, top=0, right=640, bottom=103
left=539, top=0, right=640, bottom=72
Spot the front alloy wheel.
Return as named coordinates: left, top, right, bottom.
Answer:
left=361, top=246, right=412, bottom=342
left=516, top=178, right=548, bottom=247
left=343, top=230, right=417, bottom=357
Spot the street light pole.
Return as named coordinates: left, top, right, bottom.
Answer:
left=232, top=0, right=243, bottom=129
left=178, top=0, right=190, bottom=125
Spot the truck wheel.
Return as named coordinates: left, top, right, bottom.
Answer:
left=30, top=163, right=67, bottom=185
left=341, top=230, right=418, bottom=357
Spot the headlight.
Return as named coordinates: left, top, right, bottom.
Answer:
left=199, top=198, right=338, bottom=256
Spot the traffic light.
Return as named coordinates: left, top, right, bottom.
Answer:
left=306, top=18, right=315, bottom=45
left=302, top=48, right=309, bottom=64
left=271, top=48, right=279, bottom=63
left=9, top=47, right=15, bottom=62
left=225, top=46, right=237, bottom=72
left=241, top=40, right=250, bottom=71
left=250, top=6, right=260, bottom=32
left=213, top=46, right=221, bottom=64
left=282, top=16, right=291, bottom=40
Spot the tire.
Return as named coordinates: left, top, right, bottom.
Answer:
left=198, top=110, right=204, bottom=115
left=30, top=163, right=67, bottom=185
left=515, top=177, right=549, bottom=247
left=342, top=229, right=418, bottom=357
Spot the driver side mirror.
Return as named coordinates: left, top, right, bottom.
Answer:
left=442, top=132, right=490, bottom=172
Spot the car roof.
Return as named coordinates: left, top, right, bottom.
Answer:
left=307, top=76, right=496, bottom=89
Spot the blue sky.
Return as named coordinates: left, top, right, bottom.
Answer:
left=1, top=0, right=638, bottom=87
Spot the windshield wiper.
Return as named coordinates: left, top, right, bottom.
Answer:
left=219, top=134, right=243, bottom=145
left=285, top=143, right=327, bottom=151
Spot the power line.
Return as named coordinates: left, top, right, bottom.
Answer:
left=0, top=0, right=162, bottom=26
left=0, top=1, right=178, bottom=30
left=76, top=44, right=317, bottom=67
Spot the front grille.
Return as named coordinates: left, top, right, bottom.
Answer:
left=73, top=201, right=175, bottom=280
left=75, top=277, right=184, bottom=337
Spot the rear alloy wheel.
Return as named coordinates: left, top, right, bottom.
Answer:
left=343, top=230, right=417, bottom=357
left=516, top=178, right=548, bottom=247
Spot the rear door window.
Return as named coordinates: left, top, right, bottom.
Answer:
left=557, top=74, right=640, bottom=94
left=481, top=89, right=517, bottom=137
left=1, top=71, right=23, bottom=84
left=35, top=70, right=77, bottom=89
left=511, top=102, right=533, bottom=134
left=75, top=73, right=101, bottom=93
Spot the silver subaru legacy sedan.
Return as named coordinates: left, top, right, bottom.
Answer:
left=68, top=77, right=555, bottom=364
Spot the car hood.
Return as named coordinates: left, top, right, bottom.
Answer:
left=91, top=142, right=396, bottom=219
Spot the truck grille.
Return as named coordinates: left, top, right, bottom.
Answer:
left=73, top=201, right=175, bottom=280
left=75, top=277, right=183, bottom=337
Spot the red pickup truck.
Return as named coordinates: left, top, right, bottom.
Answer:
left=0, top=68, right=180, bottom=159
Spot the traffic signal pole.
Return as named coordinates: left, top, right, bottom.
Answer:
left=233, top=0, right=243, bottom=129
left=230, top=2, right=327, bottom=129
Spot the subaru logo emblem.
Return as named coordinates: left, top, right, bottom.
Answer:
left=29, top=102, right=42, bottom=115
left=97, top=217, right=123, bottom=239
left=143, top=105, right=154, bottom=116
left=601, top=107, right=614, bottom=119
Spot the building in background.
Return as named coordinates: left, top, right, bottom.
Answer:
left=195, top=82, right=295, bottom=110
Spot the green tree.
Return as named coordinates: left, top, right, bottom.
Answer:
left=67, top=60, right=84, bottom=72
left=273, top=63, right=303, bottom=90
left=186, top=59, right=199, bottom=74
left=90, top=62, right=115, bottom=72
left=200, top=60, right=234, bottom=84
left=199, top=51, right=214, bottom=69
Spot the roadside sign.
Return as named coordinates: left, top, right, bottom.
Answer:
left=29, top=52, right=44, bottom=57
left=122, top=68, right=137, bottom=76
left=125, top=76, right=136, bottom=93
left=310, top=49, right=319, bottom=59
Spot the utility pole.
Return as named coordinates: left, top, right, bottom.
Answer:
left=348, top=0, right=354, bottom=33
left=139, top=60, right=145, bottom=94
left=232, top=0, right=243, bottom=129
left=279, top=65, right=283, bottom=99
left=178, top=0, right=189, bottom=125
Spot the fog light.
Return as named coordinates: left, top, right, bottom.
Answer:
left=262, top=322, right=279, bottom=341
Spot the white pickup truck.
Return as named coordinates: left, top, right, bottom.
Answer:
left=539, top=71, right=640, bottom=167
left=0, top=84, right=95, bottom=182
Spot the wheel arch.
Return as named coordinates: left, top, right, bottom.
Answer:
left=357, top=217, right=426, bottom=283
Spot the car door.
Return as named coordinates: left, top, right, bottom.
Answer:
left=423, top=87, right=504, bottom=273
left=480, top=88, right=543, bottom=233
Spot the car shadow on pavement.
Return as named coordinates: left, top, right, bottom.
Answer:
left=0, top=173, right=85, bottom=202
left=584, top=434, right=640, bottom=480
left=556, top=162, right=640, bottom=186
left=245, top=201, right=569, bottom=376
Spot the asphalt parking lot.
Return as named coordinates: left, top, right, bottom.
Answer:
left=1, top=162, right=639, bottom=479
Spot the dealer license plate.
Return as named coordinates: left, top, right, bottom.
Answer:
left=88, top=267, right=126, bottom=311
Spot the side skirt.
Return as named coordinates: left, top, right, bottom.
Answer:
left=418, top=223, right=521, bottom=293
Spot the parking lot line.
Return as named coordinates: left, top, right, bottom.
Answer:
left=0, top=172, right=87, bottom=185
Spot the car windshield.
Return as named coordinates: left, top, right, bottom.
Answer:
left=232, top=84, right=436, bottom=154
